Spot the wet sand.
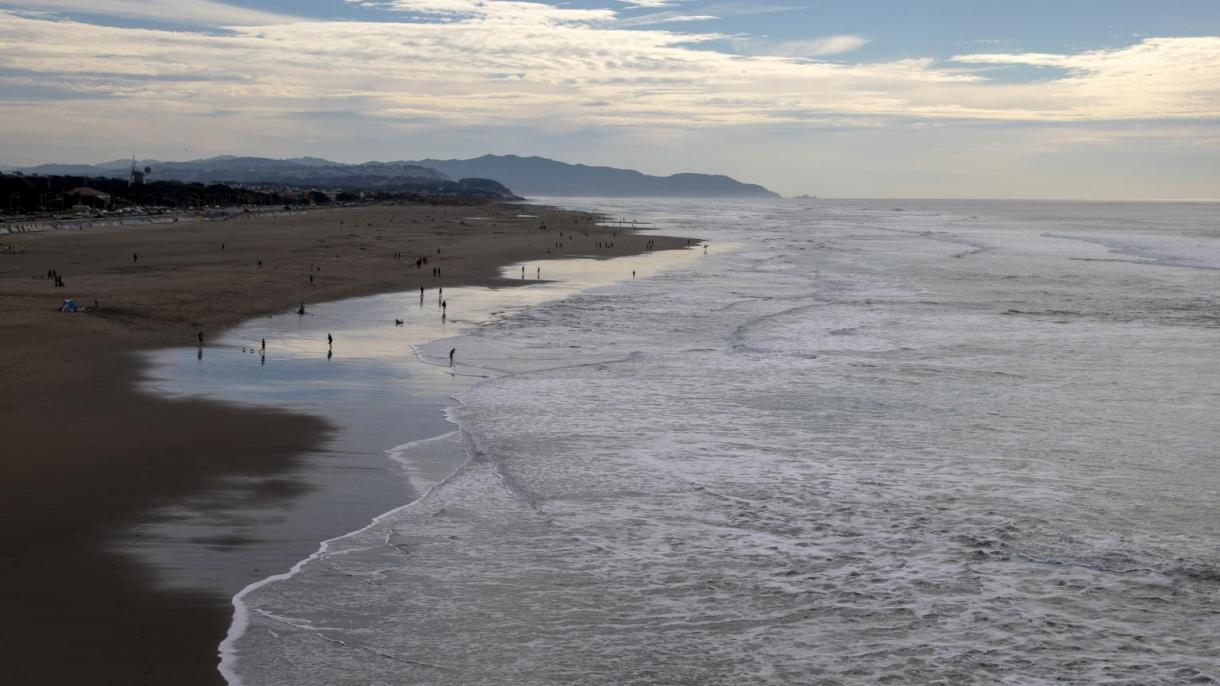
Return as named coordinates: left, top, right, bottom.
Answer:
left=0, top=202, right=690, bottom=685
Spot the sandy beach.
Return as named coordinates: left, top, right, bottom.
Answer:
left=0, top=201, right=690, bottom=685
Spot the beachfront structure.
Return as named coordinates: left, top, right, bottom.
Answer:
left=68, top=187, right=111, bottom=207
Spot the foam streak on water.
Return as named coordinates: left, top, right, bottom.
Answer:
left=226, top=199, right=1220, bottom=685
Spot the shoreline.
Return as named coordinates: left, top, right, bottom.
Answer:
left=0, top=200, right=694, bottom=685
left=219, top=428, right=474, bottom=686
left=215, top=242, right=704, bottom=681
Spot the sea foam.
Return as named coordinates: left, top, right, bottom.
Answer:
left=224, top=199, right=1220, bottom=685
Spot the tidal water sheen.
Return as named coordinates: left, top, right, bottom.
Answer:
left=125, top=240, right=694, bottom=597
left=225, top=199, right=1219, bottom=685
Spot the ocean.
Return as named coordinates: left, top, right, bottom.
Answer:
left=167, top=199, right=1220, bottom=684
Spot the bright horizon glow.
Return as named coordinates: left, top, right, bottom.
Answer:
left=0, top=0, right=1218, bottom=200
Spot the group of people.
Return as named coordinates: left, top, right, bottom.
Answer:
left=179, top=211, right=703, bottom=373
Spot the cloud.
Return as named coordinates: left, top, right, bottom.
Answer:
left=952, top=37, right=1220, bottom=120
left=654, top=14, right=716, bottom=23
left=612, top=0, right=798, bottom=28
left=0, top=0, right=298, bottom=25
left=0, top=0, right=1217, bottom=166
left=755, top=34, right=871, bottom=58
left=620, top=0, right=680, bottom=7
left=375, top=0, right=616, bottom=23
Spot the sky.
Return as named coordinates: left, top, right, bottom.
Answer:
left=1, top=0, right=1218, bottom=199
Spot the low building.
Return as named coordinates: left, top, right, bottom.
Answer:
left=69, top=187, right=111, bottom=206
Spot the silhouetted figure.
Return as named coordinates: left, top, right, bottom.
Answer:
left=449, top=348, right=455, bottom=366
left=327, top=333, right=333, bottom=348
left=261, top=338, right=266, bottom=352
left=197, top=331, right=204, bottom=345
left=258, top=260, right=263, bottom=268
left=132, top=253, right=138, bottom=263
left=309, top=274, right=314, bottom=284
left=221, top=243, right=225, bottom=250
left=442, top=300, right=447, bottom=312
left=298, top=303, right=305, bottom=315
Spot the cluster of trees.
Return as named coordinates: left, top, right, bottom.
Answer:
left=1, top=173, right=515, bottom=216
left=0, top=172, right=339, bottom=212
left=0, top=174, right=324, bottom=215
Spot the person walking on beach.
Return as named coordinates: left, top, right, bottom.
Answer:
left=442, top=300, right=447, bottom=313
left=298, top=303, right=306, bottom=315
left=449, top=348, right=455, bottom=366
left=521, top=266, right=525, bottom=278
left=327, top=333, right=333, bottom=348
left=197, top=331, right=204, bottom=345
left=261, top=338, right=266, bottom=352
left=132, top=253, right=138, bottom=264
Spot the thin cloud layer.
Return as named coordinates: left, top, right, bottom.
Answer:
left=764, top=35, right=872, bottom=58
left=1, top=2, right=1215, bottom=128
left=4, top=0, right=297, bottom=25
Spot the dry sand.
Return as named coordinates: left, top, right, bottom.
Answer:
left=0, top=201, right=690, bottom=685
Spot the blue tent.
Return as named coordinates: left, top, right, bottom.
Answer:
left=60, top=298, right=78, bottom=312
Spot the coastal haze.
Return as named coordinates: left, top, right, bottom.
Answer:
left=2, top=1, right=1219, bottom=685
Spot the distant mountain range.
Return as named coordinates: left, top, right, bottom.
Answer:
left=401, top=155, right=779, bottom=198
left=7, top=155, right=779, bottom=198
